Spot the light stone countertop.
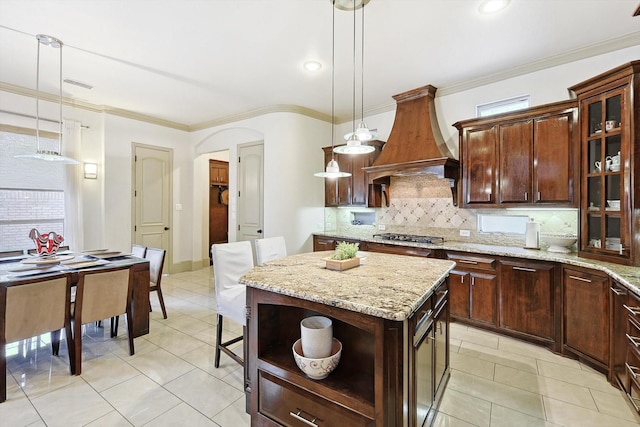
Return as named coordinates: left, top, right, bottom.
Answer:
left=240, top=251, right=455, bottom=321
left=314, top=232, right=640, bottom=296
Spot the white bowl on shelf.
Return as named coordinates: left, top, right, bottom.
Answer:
left=541, top=233, right=577, bottom=253
left=607, top=200, right=620, bottom=209
left=292, top=338, right=342, bottom=380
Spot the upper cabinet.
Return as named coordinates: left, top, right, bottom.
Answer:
left=322, top=140, right=384, bottom=207
left=569, top=61, right=640, bottom=266
left=209, top=159, right=229, bottom=186
left=454, top=100, right=578, bottom=208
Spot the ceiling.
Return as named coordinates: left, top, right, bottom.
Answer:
left=1, top=0, right=639, bottom=130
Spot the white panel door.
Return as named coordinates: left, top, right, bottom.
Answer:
left=133, top=144, right=171, bottom=270
left=237, top=142, right=264, bottom=244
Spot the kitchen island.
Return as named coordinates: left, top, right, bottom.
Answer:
left=241, top=251, right=455, bottom=427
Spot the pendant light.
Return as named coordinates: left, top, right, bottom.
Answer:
left=334, top=0, right=375, bottom=154
left=315, top=1, right=352, bottom=178
left=15, top=34, right=79, bottom=164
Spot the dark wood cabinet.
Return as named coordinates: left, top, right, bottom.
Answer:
left=611, top=280, right=629, bottom=389
left=458, top=125, right=498, bottom=205
left=209, top=159, right=228, bottom=186
left=563, top=267, right=610, bottom=367
left=366, top=241, right=434, bottom=258
left=446, top=252, right=497, bottom=326
left=313, top=235, right=363, bottom=252
left=499, top=259, right=557, bottom=345
left=322, top=141, right=384, bottom=207
left=623, top=291, right=640, bottom=415
left=247, top=281, right=449, bottom=426
left=570, top=61, right=640, bottom=266
left=455, top=100, right=578, bottom=208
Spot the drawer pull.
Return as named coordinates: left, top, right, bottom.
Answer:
left=611, top=287, right=628, bottom=296
left=627, top=363, right=640, bottom=379
left=458, top=260, right=478, bottom=265
left=569, top=275, right=592, bottom=283
left=513, top=266, right=536, bottom=272
left=625, top=305, right=640, bottom=316
left=627, top=393, right=640, bottom=413
left=290, top=409, right=321, bottom=427
left=627, top=334, right=640, bottom=348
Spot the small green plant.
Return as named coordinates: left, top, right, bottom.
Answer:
left=331, top=241, right=359, bottom=260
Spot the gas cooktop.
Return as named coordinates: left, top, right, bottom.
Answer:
left=372, top=233, right=445, bottom=244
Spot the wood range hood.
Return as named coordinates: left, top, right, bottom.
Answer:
left=363, top=85, right=460, bottom=205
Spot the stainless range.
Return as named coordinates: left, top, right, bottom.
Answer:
left=373, top=233, right=445, bottom=244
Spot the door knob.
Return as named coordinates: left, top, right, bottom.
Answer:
left=164, top=227, right=170, bottom=230
left=257, top=229, right=263, bottom=234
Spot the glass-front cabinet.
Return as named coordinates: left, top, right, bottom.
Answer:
left=570, top=61, right=639, bottom=266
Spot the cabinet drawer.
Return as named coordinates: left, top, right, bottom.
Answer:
left=446, top=253, right=497, bottom=271
left=258, top=371, right=374, bottom=427
left=367, top=242, right=432, bottom=258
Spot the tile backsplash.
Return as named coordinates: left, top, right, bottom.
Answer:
left=325, top=175, right=578, bottom=249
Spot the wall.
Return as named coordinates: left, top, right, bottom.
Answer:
left=190, top=112, right=328, bottom=266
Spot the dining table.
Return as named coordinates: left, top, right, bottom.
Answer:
left=0, top=250, right=151, bottom=338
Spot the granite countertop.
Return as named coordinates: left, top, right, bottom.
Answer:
left=314, top=232, right=640, bottom=296
left=240, top=251, right=455, bottom=321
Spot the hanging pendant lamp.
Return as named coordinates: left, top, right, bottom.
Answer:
left=335, top=0, right=374, bottom=155
left=315, top=1, right=352, bottom=178
left=15, top=34, right=79, bottom=164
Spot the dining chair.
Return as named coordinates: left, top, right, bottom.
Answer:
left=131, top=244, right=146, bottom=258
left=254, top=236, right=287, bottom=266
left=211, top=241, right=254, bottom=368
left=145, top=247, right=167, bottom=319
left=1, top=274, right=73, bottom=402
left=72, top=265, right=134, bottom=375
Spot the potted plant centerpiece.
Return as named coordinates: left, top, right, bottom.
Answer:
left=325, top=241, right=361, bottom=271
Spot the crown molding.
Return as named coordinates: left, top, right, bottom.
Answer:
left=2, top=31, right=638, bottom=132
left=188, top=105, right=331, bottom=131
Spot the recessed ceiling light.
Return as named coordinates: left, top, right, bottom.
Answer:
left=303, top=61, right=323, bottom=72
left=478, top=0, right=510, bottom=14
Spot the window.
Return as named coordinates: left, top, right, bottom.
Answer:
left=477, top=95, right=530, bottom=117
left=0, top=129, right=65, bottom=252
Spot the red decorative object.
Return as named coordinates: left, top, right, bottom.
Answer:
left=29, top=228, right=64, bottom=256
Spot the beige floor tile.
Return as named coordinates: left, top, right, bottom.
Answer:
left=30, top=379, right=113, bottom=427
left=451, top=351, right=495, bottom=380
left=85, top=410, right=134, bottom=426
left=163, top=368, right=244, bottom=418
left=211, top=395, right=251, bottom=427
left=497, top=335, right=579, bottom=369
left=143, top=402, right=219, bottom=426
left=127, top=347, right=196, bottom=385
left=448, top=370, right=545, bottom=419
left=543, top=395, right=640, bottom=427
left=439, top=388, right=491, bottom=427
left=100, top=374, right=181, bottom=426
left=0, top=380, right=41, bottom=427
left=451, top=326, right=500, bottom=349
left=590, top=388, right=640, bottom=421
left=432, top=412, right=478, bottom=427
left=489, top=404, right=560, bottom=427
left=163, top=314, right=212, bottom=336
left=536, top=359, right=619, bottom=395
left=144, top=327, right=206, bottom=356
left=493, top=364, right=597, bottom=410
left=80, top=353, right=142, bottom=392
left=459, top=341, right=538, bottom=374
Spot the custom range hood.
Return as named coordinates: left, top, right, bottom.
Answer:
left=363, top=85, right=459, bottom=205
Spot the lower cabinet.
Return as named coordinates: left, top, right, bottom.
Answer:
left=446, top=252, right=497, bottom=326
left=499, top=260, right=557, bottom=345
left=611, top=281, right=629, bottom=389
left=247, top=283, right=449, bottom=427
left=623, top=291, right=640, bottom=414
left=313, top=235, right=362, bottom=252
left=366, top=241, right=434, bottom=258
left=563, top=267, right=610, bottom=367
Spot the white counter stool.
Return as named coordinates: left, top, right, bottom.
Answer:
left=255, top=236, right=287, bottom=266
left=211, top=241, right=254, bottom=368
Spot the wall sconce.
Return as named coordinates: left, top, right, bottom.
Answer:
left=84, top=163, right=98, bottom=179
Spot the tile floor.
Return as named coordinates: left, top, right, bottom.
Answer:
left=1, top=266, right=638, bottom=426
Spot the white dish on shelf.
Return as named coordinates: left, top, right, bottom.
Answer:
left=607, top=200, right=620, bottom=209
left=541, top=234, right=577, bottom=254
left=292, top=338, right=341, bottom=380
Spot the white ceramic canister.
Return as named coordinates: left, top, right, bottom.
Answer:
left=300, top=316, right=333, bottom=358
